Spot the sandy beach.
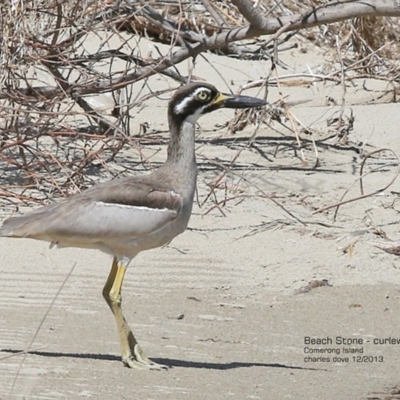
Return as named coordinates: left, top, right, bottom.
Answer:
left=1, top=36, right=400, bottom=399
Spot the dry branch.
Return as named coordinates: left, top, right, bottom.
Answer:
left=1, top=0, right=400, bottom=204
left=313, top=148, right=400, bottom=220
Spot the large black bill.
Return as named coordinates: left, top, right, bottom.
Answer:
left=222, top=94, right=267, bottom=109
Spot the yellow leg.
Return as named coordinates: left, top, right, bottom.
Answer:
left=102, top=257, right=167, bottom=370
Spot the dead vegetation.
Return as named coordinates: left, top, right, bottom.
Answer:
left=3, top=3, right=400, bottom=398
left=367, top=386, right=400, bottom=400
left=1, top=0, right=400, bottom=210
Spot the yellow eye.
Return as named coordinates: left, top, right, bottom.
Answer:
left=197, top=91, right=209, bottom=101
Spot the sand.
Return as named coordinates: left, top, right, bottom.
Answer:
left=1, top=37, right=400, bottom=400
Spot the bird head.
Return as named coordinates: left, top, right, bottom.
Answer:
left=169, top=82, right=267, bottom=126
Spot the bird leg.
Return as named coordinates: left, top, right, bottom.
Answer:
left=102, top=256, right=167, bottom=370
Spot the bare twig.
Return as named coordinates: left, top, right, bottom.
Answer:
left=313, top=148, right=400, bottom=219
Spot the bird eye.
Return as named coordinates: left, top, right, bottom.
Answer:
left=196, top=90, right=209, bottom=101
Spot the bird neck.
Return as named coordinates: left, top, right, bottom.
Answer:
left=166, top=119, right=197, bottom=167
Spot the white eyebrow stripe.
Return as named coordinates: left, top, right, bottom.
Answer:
left=174, top=87, right=212, bottom=114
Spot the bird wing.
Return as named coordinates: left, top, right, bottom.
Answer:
left=0, top=177, right=182, bottom=241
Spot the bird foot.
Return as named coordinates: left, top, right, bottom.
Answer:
left=122, top=344, right=169, bottom=370
left=122, top=355, right=169, bottom=370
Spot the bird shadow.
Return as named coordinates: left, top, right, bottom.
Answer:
left=1, top=348, right=321, bottom=371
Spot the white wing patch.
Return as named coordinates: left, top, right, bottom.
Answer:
left=96, top=201, right=170, bottom=213
left=47, top=201, right=178, bottom=240
left=168, top=190, right=180, bottom=197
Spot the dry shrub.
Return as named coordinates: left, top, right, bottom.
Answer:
left=275, top=1, right=400, bottom=65
left=1, top=0, right=400, bottom=205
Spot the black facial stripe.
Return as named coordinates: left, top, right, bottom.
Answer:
left=169, top=83, right=219, bottom=122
